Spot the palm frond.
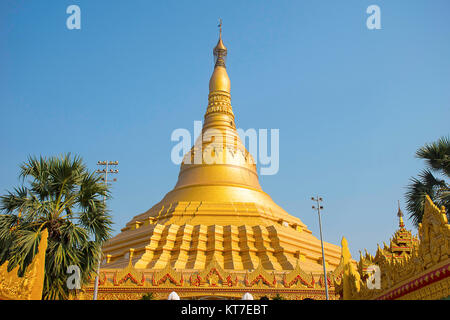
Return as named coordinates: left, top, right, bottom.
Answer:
left=7, top=228, right=44, bottom=277
left=405, top=169, right=447, bottom=227
left=416, top=136, right=450, bottom=177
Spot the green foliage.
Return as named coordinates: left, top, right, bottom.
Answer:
left=272, top=293, right=285, bottom=300
left=406, top=136, right=450, bottom=227
left=141, top=292, right=155, bottom=300
left=0, top=154, right=113, bottom=300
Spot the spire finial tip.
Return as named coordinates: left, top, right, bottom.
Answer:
left=218, top=18, right=223, bottom=38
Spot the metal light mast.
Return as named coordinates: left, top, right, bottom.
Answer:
left=92, top=160, right=118, bottom=300
left=312, top=196, right=329, bottom=300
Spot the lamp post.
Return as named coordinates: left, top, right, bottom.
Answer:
left=92, top=160, right=119, bottom=300
left=312, top=196, right=329, bottom=300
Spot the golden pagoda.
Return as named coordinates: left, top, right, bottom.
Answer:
left=357, top=202, right=419, bottom=281
left=334, top=196, right=449, bottom=300
left=80, top=27, right=343, bottom=300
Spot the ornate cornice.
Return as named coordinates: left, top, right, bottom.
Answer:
left=77, top=255, right=341, bottom=300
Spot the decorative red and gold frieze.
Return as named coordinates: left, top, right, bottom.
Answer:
left=76, top=255, right=342, bottom=300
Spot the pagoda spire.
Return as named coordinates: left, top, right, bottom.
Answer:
left=209, top=20, right=230, bottom=93
left=397, top=200, right=405, bottom=228
left=213, top=19, right=227, bottom=68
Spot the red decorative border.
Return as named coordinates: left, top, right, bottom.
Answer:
left=245, top=274, right=274, bottom=287
left=157, top=273, right=180, bottom=286
left=113, top=272, right=145, bottom=286
left=283, top=274, right=312, bottom=288
left=377, top=263, right=449, bottom=300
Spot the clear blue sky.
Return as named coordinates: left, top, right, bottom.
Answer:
left=1, top=0, right=449, bottom=259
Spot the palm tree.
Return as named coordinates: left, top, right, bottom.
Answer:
left=405, top=136, right=450, bottom=227
left=0, top=154, right=113, bottom=299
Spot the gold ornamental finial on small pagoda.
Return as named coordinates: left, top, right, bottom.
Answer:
left=397, top=200, right=405, bottom=228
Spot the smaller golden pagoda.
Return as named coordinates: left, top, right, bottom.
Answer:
left=334, top=196, right=450, bottom=300
left=388, top=202, right=419, bottom=261
left=358, top=202, right=419, bottom=278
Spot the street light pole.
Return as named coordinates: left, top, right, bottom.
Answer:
left=92, top=160, right=118, bottom=300
left=312, top=196, right=329, bottom=300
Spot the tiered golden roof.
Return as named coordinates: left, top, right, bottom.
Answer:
left=100, top=30, right=341, bottom=277
left=358, top=203, right=419, bottom=274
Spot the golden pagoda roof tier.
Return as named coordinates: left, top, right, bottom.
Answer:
left=123, top=188, right=309, bottom=229
left=102, top=222, right=341, bottom=273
